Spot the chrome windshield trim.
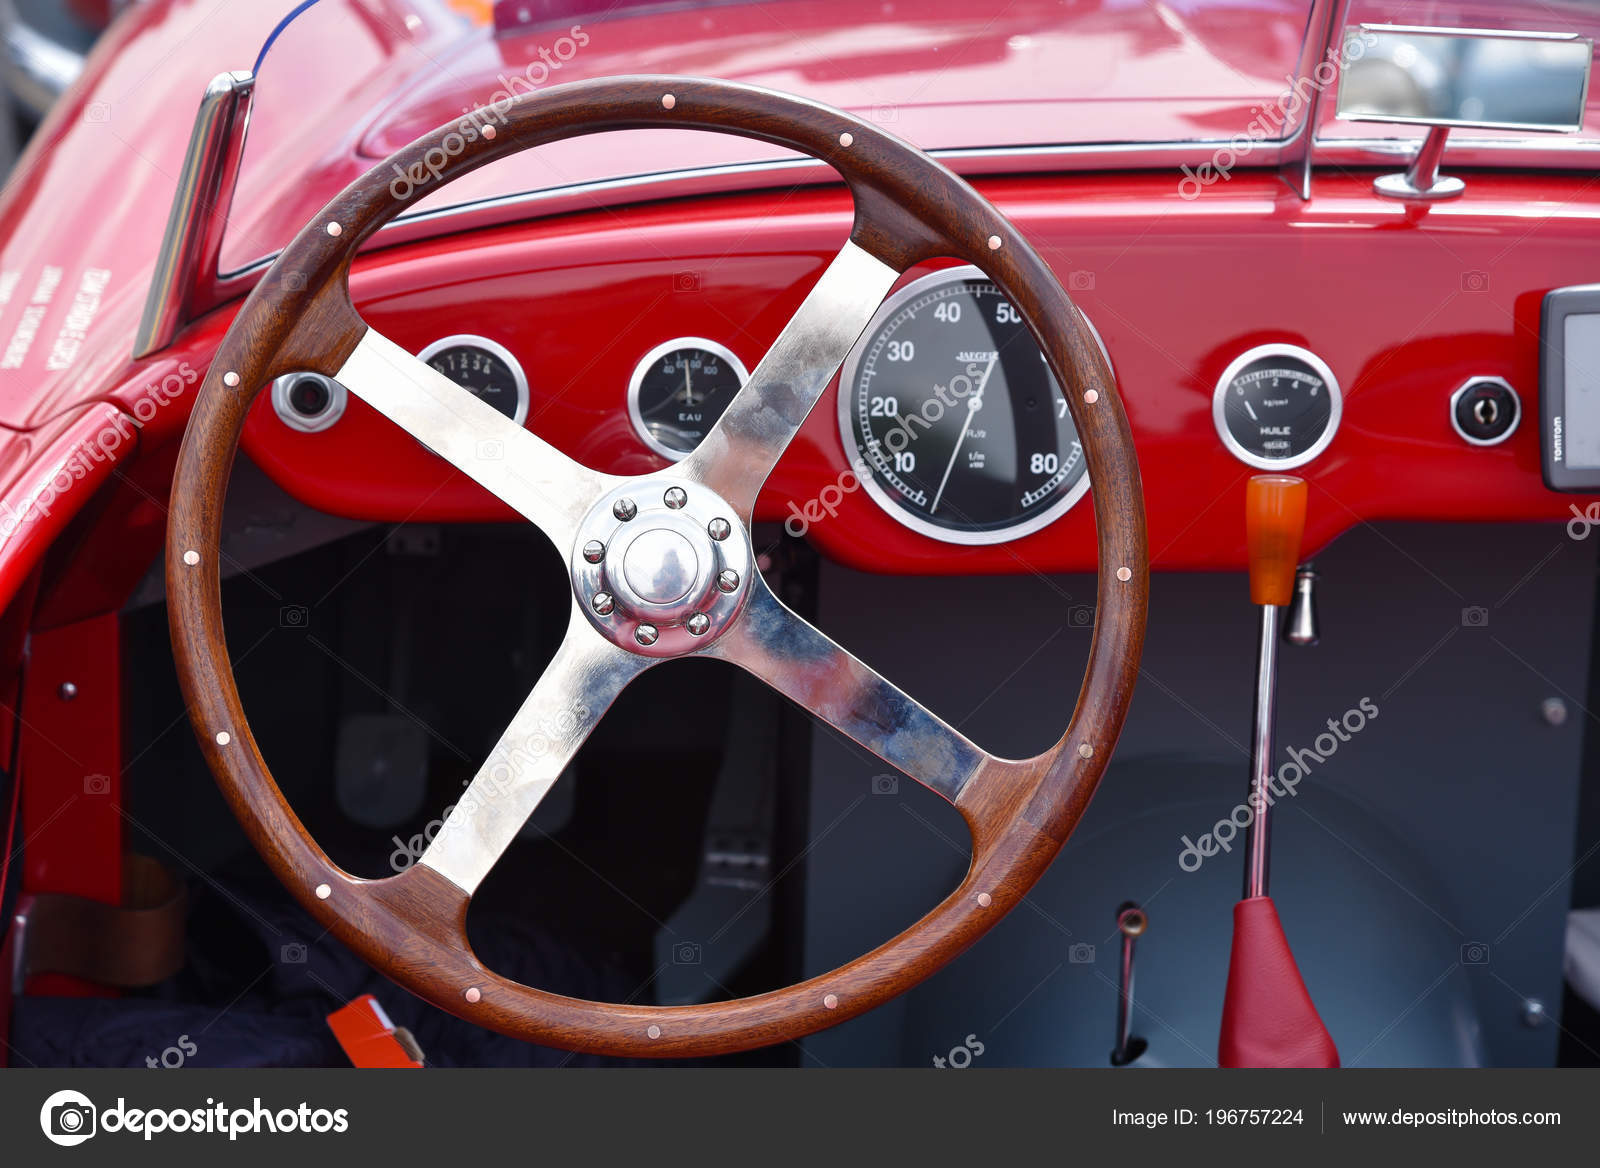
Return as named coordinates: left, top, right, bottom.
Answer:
left=133, top=69, right=255, bottom=359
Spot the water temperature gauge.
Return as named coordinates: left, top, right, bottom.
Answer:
left=627, top=338, right=750, bottom=460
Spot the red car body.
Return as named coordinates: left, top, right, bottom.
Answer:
left=0, top=0, right=1595, bottom=1063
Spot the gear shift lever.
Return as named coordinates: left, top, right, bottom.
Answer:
left=1217, top=474, right=1338, bottom=1068
left=1241, top=475, right=1305, bottom=899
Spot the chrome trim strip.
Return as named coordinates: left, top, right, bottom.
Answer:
left=132, top=69, right=255, bottom=360
left=1277, top=0, right=1351, bottom=200
left=136, top=60, right=1600, bottom=358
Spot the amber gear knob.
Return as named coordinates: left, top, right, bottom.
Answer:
left=1245, top=475, right=1307, bottom=607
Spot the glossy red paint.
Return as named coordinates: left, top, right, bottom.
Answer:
left=0, top=0, right=1592, bottom=602
left=228, top=168, right=1600, bottom=574
left=18, top=612, right=124, bottom=997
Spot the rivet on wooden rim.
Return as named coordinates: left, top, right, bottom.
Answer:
left=1117, top=566, right=1132, bottom=582
left=987, top=234, right=1002, bottom=250
left=647, top=1024, right=662, bottom=1038
left=326, top=221, right=342, bottom=237
left=1084, top=388, right=1099, bottom=404
left=464, top=986, right=481, bottom=1003
left=838, top=132, right=853, bottom=147
left=222, top=371, right=240, bottom=387
left=1078, top=742, right=1094, bottom=759
left=183, top=549, right=200, bottom=566
left=482, top=124, right=497, bottom=140
left=661, top=93, right=676, bottom=110
left=215, top=730, right=231, bottom=746
left=315, top=883, right=331, bottom=899
left=977, top=892, right=993, bottom=907
left=823, top=994, right=839, bottom=1009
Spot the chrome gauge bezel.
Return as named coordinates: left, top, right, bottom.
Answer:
left=417, top=333, right=531, bottom=426
left=627, top=337, right=751, bottom=462
left=271, top=371, right=348, bottom=433
left=835, top=264, right=1112, bottom=547
left=1211, top=342, right=1342, bottom=471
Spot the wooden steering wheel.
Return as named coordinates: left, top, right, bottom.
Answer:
left=166, top=77, right=1148, bottom=1057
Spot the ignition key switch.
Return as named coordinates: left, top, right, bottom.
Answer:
left=1450, top=376, right=1520, bottom=445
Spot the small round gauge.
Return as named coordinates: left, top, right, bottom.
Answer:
left=417, top=334, right=530, bottom=424
left=837, top=265, right=1110, bottom=545
left=1213, top=344, right=1341, bottom=470
left=628, top=338, right=750, bottom=460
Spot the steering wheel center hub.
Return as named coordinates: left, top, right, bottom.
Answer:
left=572, top=478, right=753, bottom=657
left=623, top=529, right=699, bottom=603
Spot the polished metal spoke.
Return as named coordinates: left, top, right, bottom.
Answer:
left=419, top=605, right=652, bottom=894
left=335, top=328, right=616, bottom=549
left=673, top=240, right=899, bottom=523
left=706, top=577, right=993, bottom=802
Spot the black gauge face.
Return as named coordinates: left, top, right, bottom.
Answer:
left=1213, top=345, right=1341, bottom=469
left=628, top=339, right=749, bottom=459
left=419, top=335, right=529, bottom=423
left=837, top=267, right=1099, bottom=545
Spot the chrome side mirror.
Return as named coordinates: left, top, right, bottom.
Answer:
left=1336, top=24, right=1592, bottom=200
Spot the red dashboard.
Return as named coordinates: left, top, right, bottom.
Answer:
left=237, top=168, right=1600, bottom=574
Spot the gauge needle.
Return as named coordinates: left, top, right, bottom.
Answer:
left=683, top=362, right=695, bottom=406
left=931, top=355, right=998, bottom=515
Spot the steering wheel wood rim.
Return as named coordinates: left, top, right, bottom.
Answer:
left=166, top=76, right=1148, bottom=1057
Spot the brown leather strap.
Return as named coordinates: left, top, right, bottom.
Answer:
left=16, top=853, right=186, bottom=989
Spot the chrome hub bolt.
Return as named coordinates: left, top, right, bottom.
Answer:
left=636, top=624, right=659, bottom=647
left=613, top=498, right=637, bottom=521
left=664, top=486, right=688, bottom=509
left=582, top=540, right=605, bottom=564
left=687, top=613, right=710, bottom=636
left=708, top=517, right=731, bottom=541
left=718, top=569, right=740, bottom=593
left=592, top=592, right=615, bottom=616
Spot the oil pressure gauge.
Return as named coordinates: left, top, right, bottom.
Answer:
left=1213, top=343, right=1342, bottom=470
left=418, top=334, right=530, bottom=424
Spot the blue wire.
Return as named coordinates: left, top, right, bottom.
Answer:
left=252, top=0, right=329, bottom=76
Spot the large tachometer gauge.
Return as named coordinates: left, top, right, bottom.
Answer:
left=1212, top=343, right=1341, bottom=470
left=837, top=265, right=1109, bottom=545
